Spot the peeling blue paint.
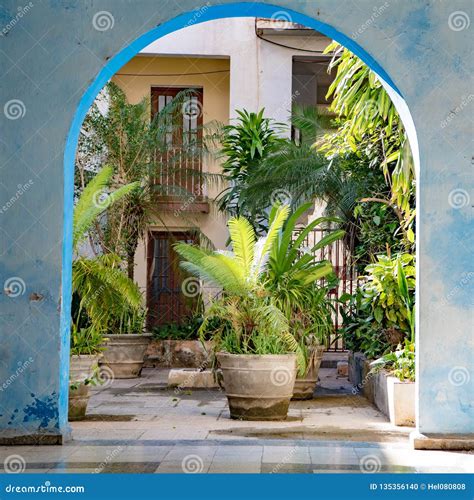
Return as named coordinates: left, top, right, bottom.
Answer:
left=23, top=393, right=59, bottom=429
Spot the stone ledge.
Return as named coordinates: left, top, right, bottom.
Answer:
left=410, top=431, right=474, bottom=451
left=0, top=431, right=70, bottom=445
left=168, top=368, right=219, bottom=389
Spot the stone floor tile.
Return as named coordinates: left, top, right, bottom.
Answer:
left=309, top=446, right=359, bottom=465
left=208, top=463, right=262, bottom=473
left=261, top=462, right=314, bottom=473
left=262, top=445, right=311, bottom=464
left=154, top=459, right=211, bottom=474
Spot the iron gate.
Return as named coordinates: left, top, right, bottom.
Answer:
left=293, top=227, right=356, bottom=351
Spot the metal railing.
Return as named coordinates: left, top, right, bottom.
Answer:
left=293, top=227, right=356, bottom=352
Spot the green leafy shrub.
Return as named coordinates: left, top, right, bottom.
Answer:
left=70, top=325, right=106, bottom=356
left=341, top=253, right=415, bottom=359
left=265, top=202, right=342, bottom=374
left=152, top=315, right=205, bottom=341
left=370, top=339, right=415, bottom=382
left=174, top=204, right=300, bottom=357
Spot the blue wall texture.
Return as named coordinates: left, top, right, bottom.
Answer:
left=0, top=0, right=472, bottom=441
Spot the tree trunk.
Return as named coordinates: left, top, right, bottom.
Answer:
left=127, top=248, right=135, bottom=281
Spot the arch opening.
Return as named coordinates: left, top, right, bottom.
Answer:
left=61, top=2, right=420, bottom=430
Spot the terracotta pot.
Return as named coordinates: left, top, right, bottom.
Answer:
left=216, top=352, right=296, bottom=421
left=68, top=355, right=99, bottom=421
left=100, top=334, right=152, bottom=379
left=292, top=345, right=325, bottom=400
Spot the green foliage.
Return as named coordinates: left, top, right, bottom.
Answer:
left=353, top=202, right=402, bottom=268
left=70, top=325, right=106, bottom=356
left=174, top=205, right=301, bottom=357
left=72, top=166, right=144, bottom=343
left=265, top=202, right=342, bottom=374
left=107, top=305, right=146, bottom=335
left=216, top=109, right=284, bottom=232
left=78, top=82, right=204, bottom=278
left=370, top=339, right=415, bottom=382
left=341, top=253, right=415, bottom=359
left=322, top=42, right=415, bottom=227
left=152, top=314, right=217, bottom=341
left=73, top=164, right=139, bottom=250
left=238, top=109, right=403, bottom=268
left=363, top=254, right=415, bottom=335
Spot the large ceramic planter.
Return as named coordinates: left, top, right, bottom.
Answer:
left=216, top=352, right=297, bottom=421
left=69, top=355, right=99, bottom=421
left=292, top=345, right=324, bottom=400
left=387, top=376, right=415, bottom=426
left=100, top=333, right=152, bottom=379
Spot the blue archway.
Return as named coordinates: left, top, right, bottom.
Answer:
left=5, top=0, right=471, bottom=445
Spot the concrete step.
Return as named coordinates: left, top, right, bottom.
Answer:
left=321, top=351, right=348, bottom=368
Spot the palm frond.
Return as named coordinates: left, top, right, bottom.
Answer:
left=227, top=217, right=256, bottom=275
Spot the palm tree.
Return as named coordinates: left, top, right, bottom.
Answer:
left=265, top=202, right=344, bottom=373
left=72, top=165, right=142, bottom=333
left=77, top=82, right=208, bottom=279
left=173, top=204, right=301, bottom=357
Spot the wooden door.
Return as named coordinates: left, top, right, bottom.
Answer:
left=146, top=231, right=198, bottom=328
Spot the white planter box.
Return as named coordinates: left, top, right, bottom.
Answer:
left=387, top=376, right=415, bottom=426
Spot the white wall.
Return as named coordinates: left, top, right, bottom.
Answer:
left=141, top=18, right=331, bottom=134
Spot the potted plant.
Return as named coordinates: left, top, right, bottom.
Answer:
left=100, top=306, right=153, bottom=379
left=370, top=258, right=416, bottom=426
left=370, top=339, right=415, bottom=426
left=174, top=205, right=299, bottom=420
left=266, top=202, right=344, bottom=399
left=69, top=326, right=104, bottom=421
left=72, top=166, right=147, bottom=380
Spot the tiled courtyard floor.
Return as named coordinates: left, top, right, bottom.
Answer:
left=1, top=369, right=472, bottom=474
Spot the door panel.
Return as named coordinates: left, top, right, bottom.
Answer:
left=146, top=231, right=198, bottom=328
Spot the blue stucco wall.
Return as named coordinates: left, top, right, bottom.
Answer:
left=0, top=0, right=472, bottom=440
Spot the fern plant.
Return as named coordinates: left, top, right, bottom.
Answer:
left=174, top=204, right=301, bottom=358
left=72, top=165, right=143, bottom=342
left=266, top=202, right=344, bottom=374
